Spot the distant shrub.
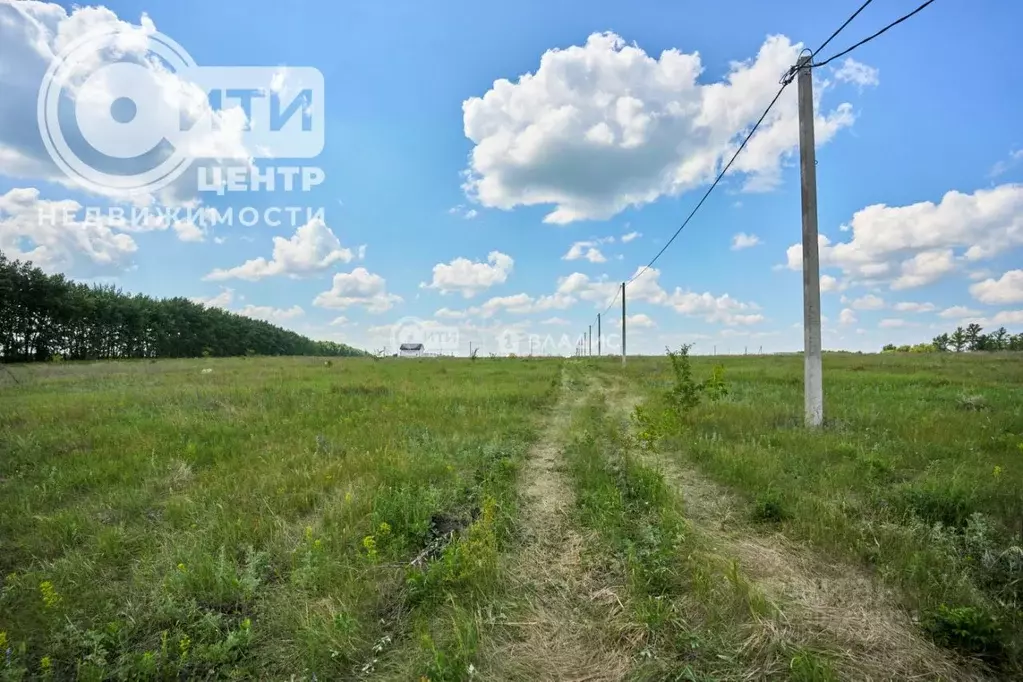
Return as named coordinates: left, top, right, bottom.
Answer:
left=666, top=344, right=702, bottom=415
left=956, top=393, right=988, bottom=411
left=703, top=364, right=729, bottom=402
left=896, top=482, right=976, bottom=528
left=924, top=604, right=1003, bottom=658
left=752, top=490, right=789, bottom=523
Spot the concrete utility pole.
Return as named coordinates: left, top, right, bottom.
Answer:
left=797, top=54, right=823, bottom=427
left=620, top=282, right=627, bottom=367
left=597, top=313, right=601, bottom=356
left=588, top=325, right=592, bottom=356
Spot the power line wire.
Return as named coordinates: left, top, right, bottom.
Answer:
left=811, top=0, right=936, bottom=68
left=812, top=0, right=874, bottom=57
left=628, top=81, right=790, bottom=287
left=588, top=0, right=937, bottom=327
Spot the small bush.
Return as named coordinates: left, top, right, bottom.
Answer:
left=956, top=393, right=988, bottom=411
left=752, top=490, right=788, bottom=523
left=924, top=604, right=1003, bottom=658
left=896, top=482, right=976, bottom=528
left=703, top=364, right=728, bottom=402
left=666, top=344, right=702, bottom=416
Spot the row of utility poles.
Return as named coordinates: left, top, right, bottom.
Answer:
left=578, top=57, right=822, bottom=426
left=580, top=283, right=628, bottom=366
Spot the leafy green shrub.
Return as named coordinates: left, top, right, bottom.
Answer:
left=703, top=364, right=728, bottom=402
left=666, top=344, right=702, bottom=416
left=924, top=604, right=1003, bottom=658
left=895, top=481, right=977, bottom=528
left=752, top=490, right=788, bottom=523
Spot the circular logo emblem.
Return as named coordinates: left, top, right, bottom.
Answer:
left=37, top=26, right=198, bottom=196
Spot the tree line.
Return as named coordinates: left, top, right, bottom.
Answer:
left=882, top=323, right=1023, bottom=353
left=0, top=252, right=365, bottom=363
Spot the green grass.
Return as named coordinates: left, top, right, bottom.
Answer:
left=606, top=350, right=1023, bottom=672
left=2, top=351, right=1021, bottom=679
left=0, top=356, right=561, bottom=679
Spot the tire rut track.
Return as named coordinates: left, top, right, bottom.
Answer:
left=602, top=381, right=986, bottom=681
left=480, top=371, right=635, bottom=681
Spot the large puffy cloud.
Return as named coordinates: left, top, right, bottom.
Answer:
left=462, top=33, right=858, bottom=224
left=0, top=2, right=251, bottom=204
left=204, top=218, right=357, bottom=281
left=0, top=187, right=136, bottom=274
left=970, top=269, right=1023, bottom=305
left=784, top=185, right=1023, bottom=290
left=422, top=251, right=514, bottom=298
left=313, top=267, right=402, bottom=313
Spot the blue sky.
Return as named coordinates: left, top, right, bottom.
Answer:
left=1, top=0, right=1022, bottom=355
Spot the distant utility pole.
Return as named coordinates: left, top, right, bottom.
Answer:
left=597, top=313, right=601, bottom=356
left=620, top=282, right=626, bottom=367
left=588, top=325, right=592, bottom=356
left=797, top=54, right=823, bottom=428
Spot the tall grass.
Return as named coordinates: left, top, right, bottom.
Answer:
left=615, top=351, right=1023, bottom=671
left=0, top=356, right=561, bottom=679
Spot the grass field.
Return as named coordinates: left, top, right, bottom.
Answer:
left=1, top=352, right=1021, bottom=680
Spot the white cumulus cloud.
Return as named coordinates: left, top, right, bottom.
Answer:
left=893, top=301, right=936, bottom=313
left=191, top=288, right=235, bottom=309
left=558, top=266, right=762, bottom=325
left=423, top=251, right=514, bottom=298
left=563, top=237, right=614, bottom=263
left=461, top=33, right=858, bottom=224
left=850, top=294, right=884, bottom=310
left=970, top=269, right=1023, bottom=305
left=238, top=304, right=304, bottom=324
left=784, top=185, right=1023, bottom=291
left=0, top=187, right=136, bottom=274
left=0, top=2, right=252, bottom=205
left=833, top=58, right=879, bottom=88
left=939, top=305, right=982, bottom=320
left=627, top=313, right=656, bottom=328
left=204, top=218, right=354, bottom=281
left=314, top=267, right=402, bottom=313
left=731, top=232, right=761, bottom=250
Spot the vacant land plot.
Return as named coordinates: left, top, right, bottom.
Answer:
left=1, top=352, right=1020, bottom=680
left=0, top=357, right=561, bottom=679
left=611, top=351, right=1023, bottom=677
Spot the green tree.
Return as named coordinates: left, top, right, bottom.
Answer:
left=951, top=327, right=967, bottom=353
left=0, top=250, right=367, bottom=363
left=965, top=323, right=983, bottom=351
